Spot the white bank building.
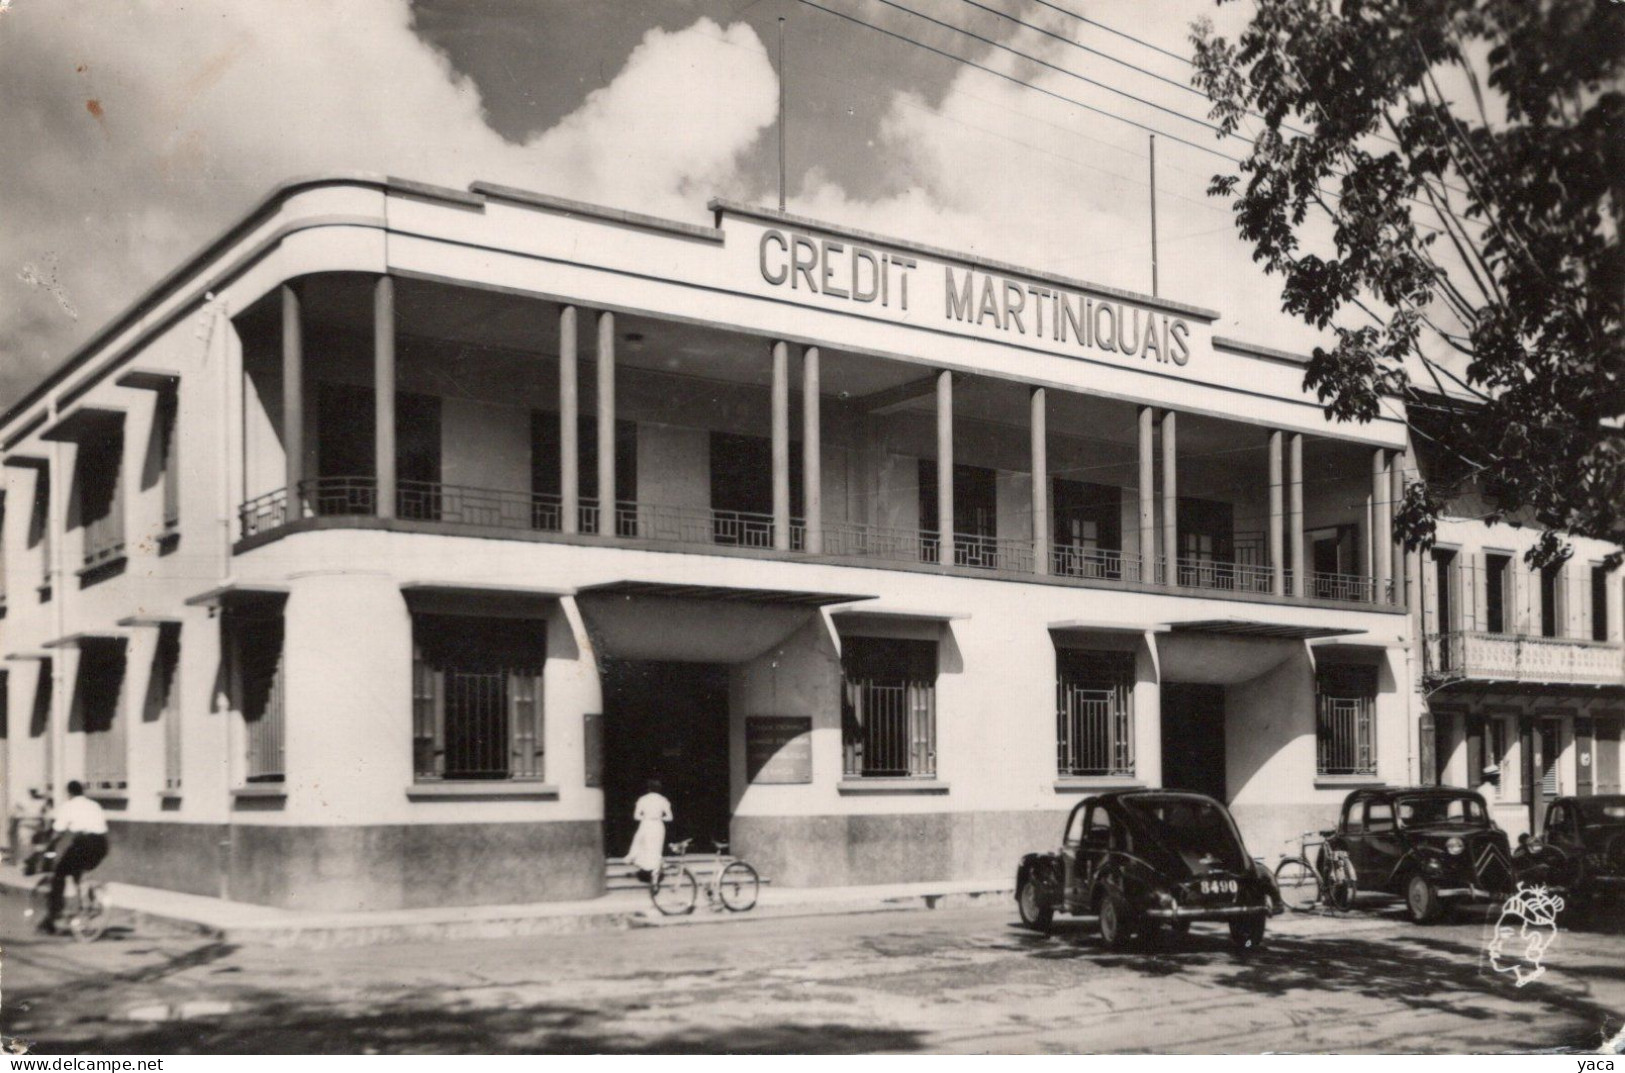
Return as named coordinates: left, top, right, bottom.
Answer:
left=0, top=174, right=1574, bottom=911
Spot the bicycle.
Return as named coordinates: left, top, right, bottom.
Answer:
left=24, top=851, right=109, bottom=942
left=1274, top=829, right=1357, bottom=912
left=649, top=839, right=760, bottom=916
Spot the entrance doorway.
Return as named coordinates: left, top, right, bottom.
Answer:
left=1161, top=683, right=1227, bottom=801
left=601, top=660, right=731, bottom=857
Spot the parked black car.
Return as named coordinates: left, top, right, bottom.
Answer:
left=1513, top=794, right=1625, bottom=916
left=1328, top=787, right=1517, bottom=923
left=1015, top=790, right=1274, bottom=950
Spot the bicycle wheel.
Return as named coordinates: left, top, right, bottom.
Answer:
left=717, top=861, right=760, bottom=912
left=68, top=886, right=108, bottom=943
left=27, top=875, right=53, bottom=928
left=650, top=864, right=697, bottom=916
left=1273, top=857, right=1321, bottom=912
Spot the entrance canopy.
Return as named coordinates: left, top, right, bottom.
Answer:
left=1154, top=620, right=1361, bottom=685
left=577, top=580, right=873, bottom=663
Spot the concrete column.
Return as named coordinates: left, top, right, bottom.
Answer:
left=1161, top=410, right=1177, bottom=586
left=1289, top=433, right=1305, bottom=597
left=801, top=346, right=822, bottom=554
left=596, top=311, right=616, bottom=535
left=1373, top=448, right=1392, bottom=601
left=1138, top=406, right=1154, bottom=582
left=936, top=370, right=954, bottom=565
left=374, top=275, right=396, bottom=519
left=770, top=341, right=791, bottom=551
left=281, top=284, right=303, bottom=514
left=1269, top=429, right=1285, bottom=596
left=1390, top=450, right=1408, bottom=606
left=1031, top=388, right=1048, bottom=576
left=559, top=306, right=579, bottom=535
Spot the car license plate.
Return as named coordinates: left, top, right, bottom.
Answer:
left=1196, top=878, right=1238, bottom=898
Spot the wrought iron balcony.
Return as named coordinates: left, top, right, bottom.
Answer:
left=236, top=479, right=1400, bottom=610
left=1427, top=631, right=1624, bottom=687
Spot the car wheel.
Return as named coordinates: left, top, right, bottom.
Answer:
left=1098, top=890, right=1136, bottom=949
left=1017, top=879, right=1053, bottom=932
left=1228, top=916, right=1266, bottom=951
left=1406, top=873, right=1444, bottom=924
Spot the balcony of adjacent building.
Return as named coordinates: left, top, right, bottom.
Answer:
left=230, top=272, right=1408, bottom=611
left=1425, top=548, right=1623, bottom=689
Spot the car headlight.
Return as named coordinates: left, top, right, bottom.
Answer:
left=1446, top=837, right=1465, bottom=856
left=1156, top=891, right=1177, bottom=909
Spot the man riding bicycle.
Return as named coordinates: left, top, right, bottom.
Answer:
left=40, top=780, right=109, bottom=935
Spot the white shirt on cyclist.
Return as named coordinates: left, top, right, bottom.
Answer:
left=54, top=795, right=108, bottom=836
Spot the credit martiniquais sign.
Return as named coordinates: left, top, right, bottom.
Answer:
left=755, top=226, right=1193, bottom=366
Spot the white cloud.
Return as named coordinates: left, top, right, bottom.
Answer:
left=0, top=2, right=777, bottom=400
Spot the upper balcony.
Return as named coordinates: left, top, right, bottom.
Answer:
left=1427, top=631, right=1624, bottom=688
left=231, top=273, right=1406, bottom=613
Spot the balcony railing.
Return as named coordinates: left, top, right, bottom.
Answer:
left=1428, top=631, right=1624, bottom=686
left=237, top=479, right=1400, bottom=608
left=1052, top=545, right=1145, bottom=583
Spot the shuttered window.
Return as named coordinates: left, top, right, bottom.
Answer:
left=1316, top=665, right=1378, bottom=776
left=230, top=605, right=286, bottom=784
left=1056, top=650, right=1135, bottom=777
left=80, top=638, right=129, bottom=791
left=841, top=637, right=937, bottom=778
left=412, top=614, right=546, bottom=781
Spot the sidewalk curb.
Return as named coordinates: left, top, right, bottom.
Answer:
left=0, top=868, right=1016, bottom=950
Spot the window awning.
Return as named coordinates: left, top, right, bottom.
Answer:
left=1049, top=619, right=1170, bottom=634
left=399, top=581, right=575, bottom=598
left=116, top=614, right=184, bottom=627
left=114, top=369, right=182, bottom=392
left=184, top=580, right=290, bottom=607
left=2, top=454, right=48, bottom=471
left=578, top=581, right=873, bottom=608
left=41, top=405, right=124, bottom=443
left=42, top=631, right=128, bottom=649
left=831, top=605, right=968, bottom=622
left=1165, top=620, right=1366, bottom=641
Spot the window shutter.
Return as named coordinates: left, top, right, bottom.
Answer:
left=1520, top=721, right=1535, bottom=805
left=1595, top=718, right=1620, bottom=795
left=1575, top=717, right=1594, bottom=797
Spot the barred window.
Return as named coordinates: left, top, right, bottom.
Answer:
left=1057, top=650, right=1136, bottom=777
left=412, top=614, right=546, bottom=781
left=1317, top=665, right=1377, bottom=777
left=841, top=637, right=937, bottom=778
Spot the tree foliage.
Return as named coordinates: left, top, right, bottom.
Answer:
left=1192, top=0, right=1624, bottom=565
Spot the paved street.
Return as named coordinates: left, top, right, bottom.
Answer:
left=3, top=891, right=1622, bottom=1054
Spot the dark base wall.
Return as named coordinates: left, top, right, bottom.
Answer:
left=733, top=810, right=1066, bottom=888
left=105, top=819, right=604, bottom=911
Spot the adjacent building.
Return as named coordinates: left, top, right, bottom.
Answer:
left=0, top=174, right=1614, bottom=911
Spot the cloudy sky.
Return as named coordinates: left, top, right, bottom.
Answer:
left=0, top=0, right=1324, bottom=408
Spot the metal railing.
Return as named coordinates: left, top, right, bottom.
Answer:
left=843, top=676, right=936, bottom=779
left=1175, top=556, right=1275, bottom=595
left=1052, top=546, right=1144, bottom=583
left=233, top=482, right=1402, bottom=610
left=1427, top=631, right=1624, bottom=686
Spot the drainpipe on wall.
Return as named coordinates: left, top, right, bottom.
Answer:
left=47, top=404, right=67, bottom=802
left=200, top=296, right=236, bottom=901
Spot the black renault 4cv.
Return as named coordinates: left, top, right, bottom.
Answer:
left=1015, top=790, right=1275, bottom=950
left=1328, top=787, right=1517, bottom=923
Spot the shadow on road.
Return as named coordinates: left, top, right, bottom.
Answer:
left=10, top=986, right=930, bottom=1055
left=1002, top=920, right=1620, bottom=1050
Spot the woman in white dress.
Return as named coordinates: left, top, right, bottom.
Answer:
left=627, top=779, right=673, bottom=884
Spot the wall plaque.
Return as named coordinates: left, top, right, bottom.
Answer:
left=746, top=716, right=813, bottom=784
